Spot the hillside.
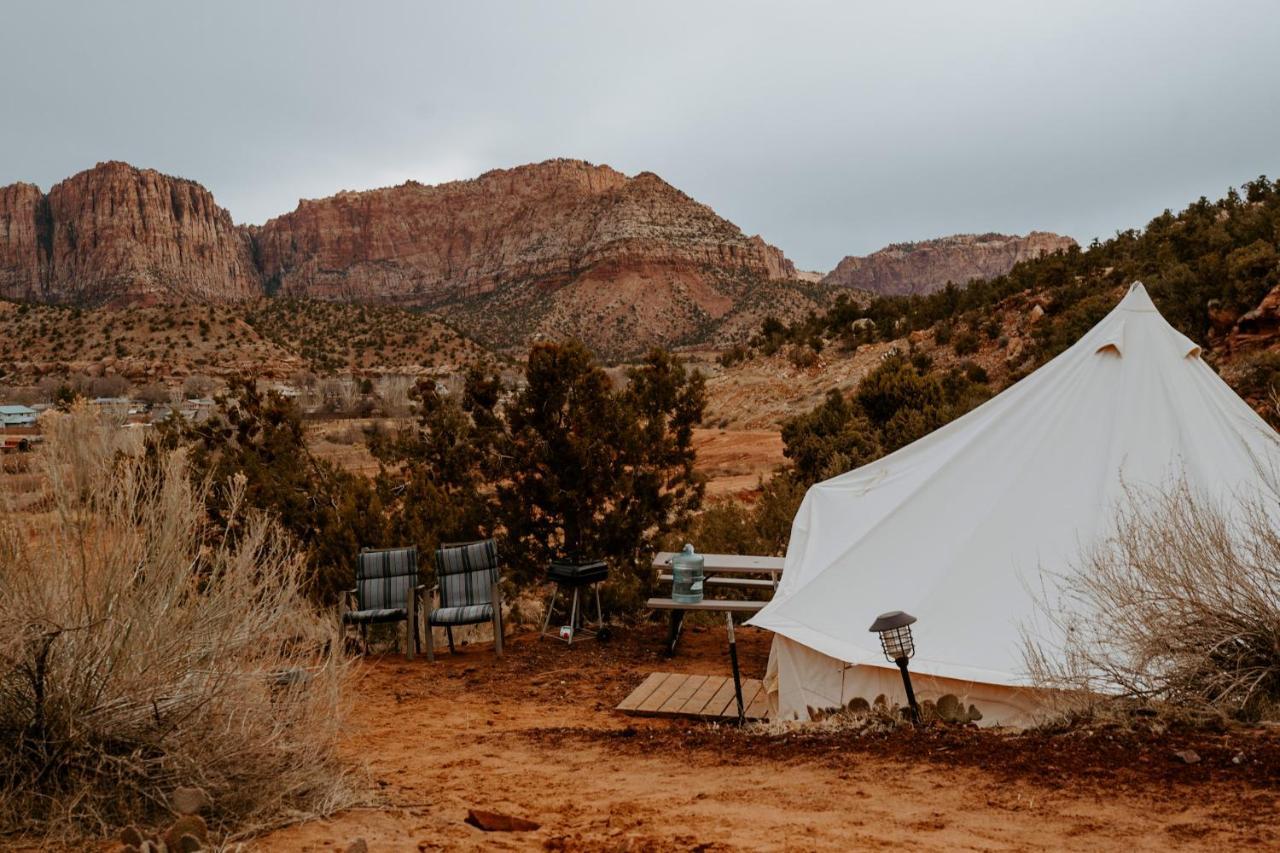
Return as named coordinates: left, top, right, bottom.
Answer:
left=1, top=159, right=811, bottom=359
left=708, top=177, right=1280, bottom=430
left=0, top=299, right=490, bottom=386
left=253, top=159, right=807, bottom=359
left=822, top=232, right=1076, bottom=296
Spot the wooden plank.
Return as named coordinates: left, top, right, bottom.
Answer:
left=744, top=681, right=771, bottom=720
left=617, top=673, right=769, bottom=721
left=645, top=598, right=766, bottom=613
left=655, top=674, right=709, bottom=716
left=677, top=674, right=729, bottom=716
left=653, top=552, right=786, bottom=574
left=700, top=677, right=740, bottom=718
left=718, top=680, right=763, bottom=720
left=615, top=671, right=670, bottom=713
left=633, top=672, right=686, bottom=714
left=657, top=574, right=777, bottom=589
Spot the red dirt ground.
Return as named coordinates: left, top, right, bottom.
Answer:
left=259, top=624, right=1279, bottom=851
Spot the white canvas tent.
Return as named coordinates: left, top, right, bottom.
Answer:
left=748, top=282, right=1280, bottom=726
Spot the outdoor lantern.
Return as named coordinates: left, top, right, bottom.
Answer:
left=868, top=610, right=921, bottom=724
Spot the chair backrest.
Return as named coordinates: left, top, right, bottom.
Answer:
left=435, top=539, right=499, bottom=608
left=355, top=546, right=419, bottom=611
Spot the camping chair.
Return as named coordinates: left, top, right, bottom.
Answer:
left=342, top=546, right=424, bottom=658
left=427, top=538, right=504, bottom=661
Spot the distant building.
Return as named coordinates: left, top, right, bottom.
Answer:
left=92, top=397, right=142, bottom=417
left=0, top=405, right=38, bottom=428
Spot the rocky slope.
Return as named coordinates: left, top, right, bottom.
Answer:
left=0, top=299, right=489, bottom=385
left=1, top=159, right=804, bottom=357
left=822, top=232, right=1076, bottom=296
left=252, top=159, right=801, bottom=356
left=0, top=162, right=259, bottom=305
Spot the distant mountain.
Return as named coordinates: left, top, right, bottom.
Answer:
left=822, top=232, right=1076, bottom=296
left=0, top=162, right=259, bottom=305
left=252, top=159, right=804, bottom=358
left=1, top=159, right=810, bottom=358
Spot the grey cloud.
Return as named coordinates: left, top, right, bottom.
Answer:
left=3, top=0, right=1278, bottom=270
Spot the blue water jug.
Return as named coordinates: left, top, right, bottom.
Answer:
left=671, top=543, right=705, bottom=604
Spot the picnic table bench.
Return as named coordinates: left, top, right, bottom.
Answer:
left=647, top=551, right=785, bottom=655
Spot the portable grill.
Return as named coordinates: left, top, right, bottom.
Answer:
left=540, top=558, right=608, bottom=644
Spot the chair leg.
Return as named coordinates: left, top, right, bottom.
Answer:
left=594, top=583, right=604, bottom=629
left=425, top=620, right=435, bottom=662
left=405, top=594, right=415, bottom=662
left=492, top=583, right=504, bottom=658
left=446, top=626, right=455, bottom=655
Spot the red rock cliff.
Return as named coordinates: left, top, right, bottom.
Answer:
left=0, top=162, right=259, bottom=305
left=252, top=159, right=795, bottom=305
left=822, top=232, right=1076, bottom=296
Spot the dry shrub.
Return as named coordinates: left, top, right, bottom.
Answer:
left=1026, top=480, right=1280, bottom=722
left=0, top=408, right=354, bottom=842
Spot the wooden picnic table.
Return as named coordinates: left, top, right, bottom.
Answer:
left=647, top=552, right=785, bottom=655
left=651, top=552, right=786, bottom=575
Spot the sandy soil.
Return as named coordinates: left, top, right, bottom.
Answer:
left=308, top=422, right=786, bottom=501
left=259, top=625, right=1278, bottom=851
left=690, top=429, right=785, bottom=499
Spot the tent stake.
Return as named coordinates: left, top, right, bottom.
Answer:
left=726, top=611, right=745, bottom=725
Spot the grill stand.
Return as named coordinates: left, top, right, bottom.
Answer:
left=541, top=579, right=605, bottom=644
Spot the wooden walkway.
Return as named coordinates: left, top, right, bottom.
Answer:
left=615, top=672, right=769, bottom=721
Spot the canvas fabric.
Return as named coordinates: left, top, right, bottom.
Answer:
left=749, top=283, right=1280, bottom=723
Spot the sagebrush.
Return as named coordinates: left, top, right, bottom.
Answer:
left=1026, top=481, right=1280, bottom=722
left=0, top=408, right=353, bottom=841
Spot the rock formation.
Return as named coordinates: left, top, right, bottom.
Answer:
left=1, top=158, right=801, bottom=356
left=0, top=162, right=259, bottom=305
left=822, top=232, right=1076, bottom=296
left=250, top=159, right=800, bottom=354
left=253, top=160, right=793, bottom=304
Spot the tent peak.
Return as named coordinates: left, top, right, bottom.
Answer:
left=1119, top=281, right=1158, bottom=313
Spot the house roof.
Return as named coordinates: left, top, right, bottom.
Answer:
left=0, top=405, right=37, bottom=415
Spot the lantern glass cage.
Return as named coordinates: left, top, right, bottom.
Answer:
left=878, top=624, right=915, bottom=662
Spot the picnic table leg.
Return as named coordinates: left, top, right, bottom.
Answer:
left=727, top=611, right=745, bottom=725
left=405, top=588, right=416, bottom=661
left=665, top=609, right=686, bottom=656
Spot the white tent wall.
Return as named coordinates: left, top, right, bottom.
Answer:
left=766, top=636, right=1042, bottom=727
left=749, top=283, right=1280, bottom=725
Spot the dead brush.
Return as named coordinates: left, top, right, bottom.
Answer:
left=751, top=698, right=908, bottom=737
left=0, top=407, right=355, bottom=843
left=1026, top=479, right=1280, bottom=723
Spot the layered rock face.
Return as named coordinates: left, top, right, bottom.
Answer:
left=822, top=232, right=1076, bottom=296
left=0, top=162, right=259, bottom=305
left=254, top=159, right=794, bottom=304
left=0, top=158, right=801, bottom=355
left=251, top=159, right=798, bottom=355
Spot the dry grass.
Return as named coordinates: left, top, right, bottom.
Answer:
left=1026, top=480, right=1280, bottom=722
left=0, top=407, right=355, bottom=844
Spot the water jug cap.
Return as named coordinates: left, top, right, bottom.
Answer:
left=682, top=543, right=695, bottom=554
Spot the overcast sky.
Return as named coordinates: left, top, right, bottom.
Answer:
left=4, top=1, right=1279, bottom=270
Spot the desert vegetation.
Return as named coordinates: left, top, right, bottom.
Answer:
left=1027, top=482, right=1280, bottom=723
left=739, top=177, right=1280, bottom=407
left=0, top=408, right=351, bottom=842
left=370, top=341, right=707, bottom=610
left=0, top=298, right=492, bottom=392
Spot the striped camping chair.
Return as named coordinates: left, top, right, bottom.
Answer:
left=428, top=538, right=504, bottom=661
left=342, top=546, right=423, bottom=656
